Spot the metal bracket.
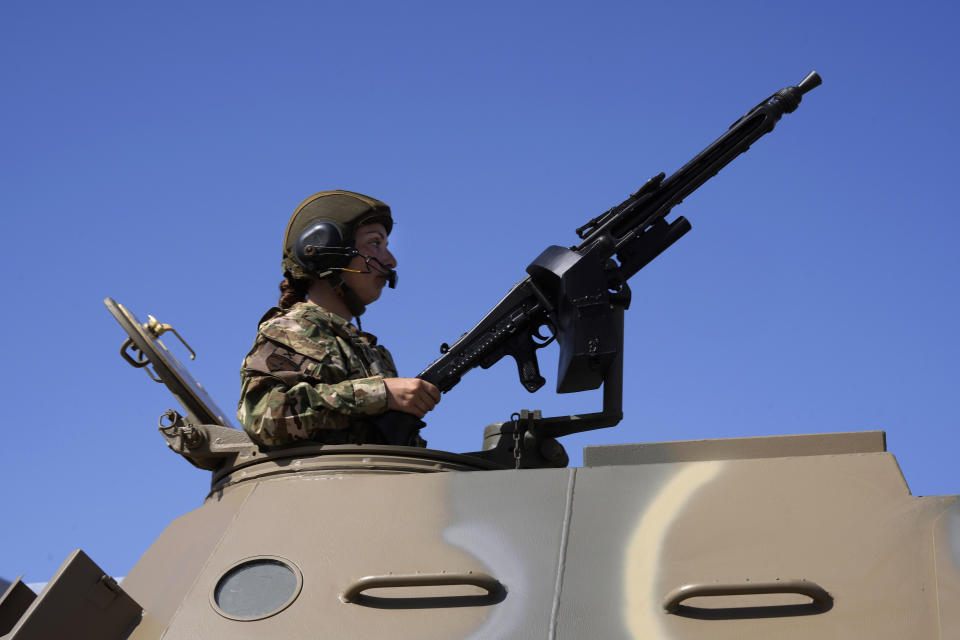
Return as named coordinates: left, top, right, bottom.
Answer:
left=143, top=315, right=196, bottom=360
left=461, top=306, right=624, bottom=469
left=158, top=410, right=207, bottom=451
left=119, top=314, right=196, bottom=383
left=156, top=409, right=259, bottom=471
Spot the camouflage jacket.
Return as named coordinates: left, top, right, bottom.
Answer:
left=237, top=302, right=398, bottom=447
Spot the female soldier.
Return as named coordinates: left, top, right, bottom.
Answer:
left=237, top=190, right=441, bottom=447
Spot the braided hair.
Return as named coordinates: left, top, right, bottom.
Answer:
left=278, top=273, right=311, bottom=309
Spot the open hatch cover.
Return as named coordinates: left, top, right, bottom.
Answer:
left=104, top=297, right=235, bottom=428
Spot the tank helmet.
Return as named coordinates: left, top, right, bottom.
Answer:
left=281, top=190, right=394, bottom=282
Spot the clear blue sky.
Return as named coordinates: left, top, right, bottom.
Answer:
left=2, top=0, right=957, bottom=584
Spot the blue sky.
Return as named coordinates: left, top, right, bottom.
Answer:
left=2, top=0, right=957, bottom=584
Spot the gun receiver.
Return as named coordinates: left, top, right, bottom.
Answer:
left=378, top=72, right=821, bottom=460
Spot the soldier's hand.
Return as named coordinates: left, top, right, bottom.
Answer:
left=383, top=378, right=441, bottom=418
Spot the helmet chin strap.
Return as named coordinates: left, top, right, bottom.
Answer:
left=328, top=272, right=369, bottom=327
left=331, top=254, right=398, bottom=331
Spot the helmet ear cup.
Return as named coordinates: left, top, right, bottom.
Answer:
left=295, top=220, right=347, bottom=270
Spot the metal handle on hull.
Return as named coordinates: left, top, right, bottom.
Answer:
left=340, top=571, right=502, bottom=603
left=664, top=579, right=832, bottom=614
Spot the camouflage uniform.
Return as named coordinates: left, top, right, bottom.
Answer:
left=237, top=301, right=398, bottom=447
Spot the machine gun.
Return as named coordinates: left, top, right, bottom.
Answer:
left=380, top=71, right=822, bottom=466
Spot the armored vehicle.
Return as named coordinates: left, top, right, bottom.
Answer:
left=3, top=299, right=956, bottom=640
left=3, top=72, right=956, bottom=639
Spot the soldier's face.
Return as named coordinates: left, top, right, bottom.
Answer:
left=344, top=223, right=396, bottom=305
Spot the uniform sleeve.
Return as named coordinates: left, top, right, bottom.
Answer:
left=236, top=331, right=389, bottom=447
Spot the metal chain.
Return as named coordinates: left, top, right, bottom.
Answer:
left=511, top=412, right=523, bottom=469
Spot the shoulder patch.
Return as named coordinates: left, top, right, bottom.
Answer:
left=266, top=353, right=299, bottom=372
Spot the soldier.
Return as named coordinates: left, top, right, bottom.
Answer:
left=237, top=190, right=441, bottom=447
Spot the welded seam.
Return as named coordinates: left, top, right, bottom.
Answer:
left=932, top=524, right=942, bottom=640
left=158, top=483, right=260, bottom=639
left=930, top=500, right=955, bottom=640
left=548, top=468, right=577, bottom=640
